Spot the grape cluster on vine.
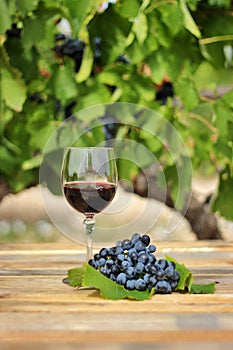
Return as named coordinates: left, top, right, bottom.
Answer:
left=88, top=233, right=180, bottom=294
left=54, top=34, right=85, bottom=72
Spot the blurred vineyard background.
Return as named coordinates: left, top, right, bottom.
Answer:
left=0, top=0, right=232, bottom=243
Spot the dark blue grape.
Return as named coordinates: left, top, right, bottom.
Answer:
left=116, top=272, right=127, bottom=285
left=135, top=278, right=147, bottom=291
left=148, top=264, right=157, bottom=275
left=128, top=247, right=136, bottom=255
left=148, top=244, right=156, bottom=253
left=122, top=260, right=131, bottom=271
left=156, top=259, right=168, bottom=270
left=126, top=266, right=136, bottom=279
left=138, top=252, right=148, bottom=264
left=100, top=267, right=110, bottom=277
left=88, top=258, right=97, bottom=268
left=99, top=247, right=108, bottom=258
left=156, top=268, right=165, bottom=280
left=144, top=263, right=152, bottom=272
left=147, top=253, right=156, bottom=263
left=149, top=275, right=157, bottom=287
left=106, top=259, right=114, bottom=268
left=129, top=251, right=138, bottom=263
left=165, top=263, right=174, bottom=278
left=108, top=247, right=116, bottom=257
left=135, top=262, right=144, bottom=274
left=111, top=264, right=120, bottom=275
left=171, top=270, right=180, bottom=281
left=131, top=233, right=141, bottom=242
left=115, top=247, right=123, bottom=255
left=135, top=241, right=146, bottom=252
left=155, top=280, right=171, bottom=294
left=97, top=257, right=106, bottom=267
left=143, top=273, right=151, bottom=284
left=94, top=253, right=100, bottom=261
left=117, top=253, right=125, bottom=264
left=170, top=280, right=178, bottom=290
left=141, top=234, right=150, bottom=246
left=126, top=279, right=136, bottom=290
left=116, top=241, right=122, bottom=247
left=122, top=239, right=132, bottom=250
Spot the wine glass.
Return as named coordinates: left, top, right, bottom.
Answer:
left=61, top=147, right=118, bottom=262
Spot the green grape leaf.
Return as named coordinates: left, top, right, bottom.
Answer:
left=0, top=0, right=11, bottom=34
left=179, top=0, right=201, bottom=38
left=1, top=67, right=27, bottom=112
left=83, top=264, right=151, bottom=300
left=212, top=167, right=233, bottom=221
left=67, top=266, right=85, bottom=288
left=166, top=256, right=193, bottom=292
left=190, top=283, right=216, bottom=294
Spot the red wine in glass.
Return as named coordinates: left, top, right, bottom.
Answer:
left=62, top=147, right=118, bottom=261
left=63, top=181, right=116, bottom=217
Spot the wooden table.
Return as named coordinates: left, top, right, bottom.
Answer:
left=0, top=241, right=233, bottom=349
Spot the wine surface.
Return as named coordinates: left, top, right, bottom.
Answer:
left=63, top=181, right=116, bottom=216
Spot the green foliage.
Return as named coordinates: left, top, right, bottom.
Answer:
left=0, top=0, right=233, bottom=219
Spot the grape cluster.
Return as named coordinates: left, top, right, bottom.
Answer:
left=88, top=233, right=180, bottom=294
left=54, top=34, right=85, bottom=72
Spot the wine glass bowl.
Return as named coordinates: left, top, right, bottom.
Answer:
left=62, top=147, right=117, bottom=261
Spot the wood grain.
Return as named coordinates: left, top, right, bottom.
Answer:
left=0, top=241, right=233, bottom=348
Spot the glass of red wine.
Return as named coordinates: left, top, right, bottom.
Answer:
left=62, top=147, right=118, bottom=261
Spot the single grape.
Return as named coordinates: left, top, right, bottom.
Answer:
left=141, top=234, right=150, bottom=246
left=106, top=259, right=114, bottom=268
left=155, top=280, right=171, bottom=294
left=100, top=267, right=110, bottom=277
left=165, top=263, right=174, bottom=278
left=138, top=252, right=148, bottom=264
left=126, top=266, right=136, bottom=279
left=99, top=247, right=108, bottom=258
left=111, top=264, right=120, bottom=275
left=122, top=239, right=132, bottom=250
left=135, top=241, right=146, bottom=252
left=135, top=278, right=147, bottom=291
left=122, top=260, right=131, bottom=271
left=143, top=273, right=151, bottom=284
left=148, top=244, right=156, bottom=253
left=156, top=259, right=168, bottom=270
left=97, top=257, right=106, bottom=267
left=88, top=258, right=97, bottom=268
left=131, top=233, right=141, bottom=242
left=135, top=262, right=144, bottom=274
left=116, top=272, right=127, bottom=285
left=171, top=270, right=180, bottom=281
left=126, top=279, right=136, bottom=290
left=156, top=268, right=165, bottom=280
left=117, top=253, right=125, bottom=264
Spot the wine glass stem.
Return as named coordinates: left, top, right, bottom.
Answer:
left=83, top=216, right=96, bottom=262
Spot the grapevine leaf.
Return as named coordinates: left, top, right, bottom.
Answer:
left=212, top=167, right=233, bottom=221
left=1, top=67, right=27, bottom=112
left=166, top=256, right=193, bottom=292
left=83, top=264, right=151, bottom=300
left=190, top=283, right=216, bottom=294
left=0, top=0, right=11, bottom=34
left=67, top=266, right=85, bottom=288
left=179, top=0, right=201, bottom=38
